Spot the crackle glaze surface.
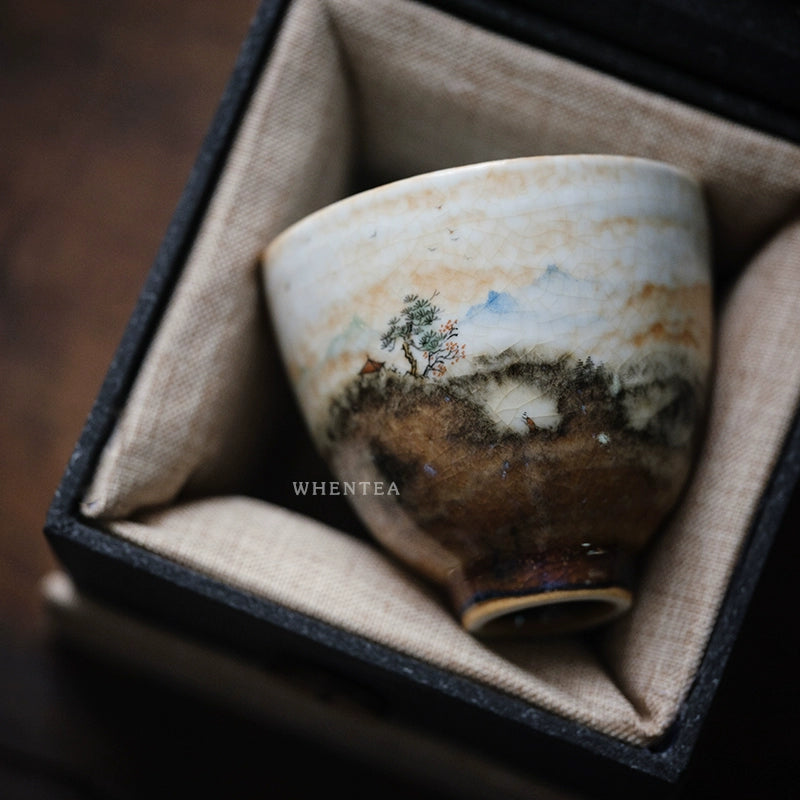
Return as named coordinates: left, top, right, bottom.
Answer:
left=264, top=156, right=712, bottom=634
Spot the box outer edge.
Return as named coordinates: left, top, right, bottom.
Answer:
left=424, top=0, right=800, bottom=144
left=42, top=0, right=800, bottom=790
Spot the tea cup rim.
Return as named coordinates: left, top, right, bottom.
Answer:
left=263, top=153, right=701, bottom=262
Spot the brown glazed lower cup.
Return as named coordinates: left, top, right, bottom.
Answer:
left=263, top=156, right=713, bottom=636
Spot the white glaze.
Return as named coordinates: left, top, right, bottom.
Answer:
left=265, top=155, right=711, bottom=446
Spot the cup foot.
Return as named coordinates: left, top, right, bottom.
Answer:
left=452, top=548, right=635, bottom=636
left=461, top=586, right=632, bottom=636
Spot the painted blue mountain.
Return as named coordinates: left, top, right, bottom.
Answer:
left=466, top=289, right=518, bottom=318
left=466, top=265, right=596, bottom=323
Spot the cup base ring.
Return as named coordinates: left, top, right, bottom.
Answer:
left=461, top=585, right=633, bottom=637
left=452, top=547, right=636, bottom=636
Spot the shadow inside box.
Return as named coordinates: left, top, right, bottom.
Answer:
left=250, top=368, right=376, bottom=542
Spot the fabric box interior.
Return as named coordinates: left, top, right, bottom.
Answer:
left=48, top=0, right=800, bottom=792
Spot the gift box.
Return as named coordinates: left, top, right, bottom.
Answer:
left=45, top=0, right=800, bottom=795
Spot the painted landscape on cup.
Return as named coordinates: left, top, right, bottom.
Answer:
left=318, top=265, right=710, bottom=589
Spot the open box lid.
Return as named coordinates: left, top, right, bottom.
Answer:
left=432, top=0, right=800, bottom=144
left=44, top=0, right=800, bottom=795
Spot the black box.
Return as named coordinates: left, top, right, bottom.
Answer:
left=45, top=1, right=800, bottom=796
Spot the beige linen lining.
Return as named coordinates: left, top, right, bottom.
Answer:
left=81, top=0, right=800, bottom=745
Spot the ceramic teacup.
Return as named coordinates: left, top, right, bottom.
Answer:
left=263, top=155, right=712, bottom=636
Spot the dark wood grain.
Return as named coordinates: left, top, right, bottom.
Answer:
left=0, top=0, right=260, bottom=633
left=0, top=2, right=267, bottom=797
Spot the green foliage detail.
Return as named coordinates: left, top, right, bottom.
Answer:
left=380, top=291, right=465, bottom=378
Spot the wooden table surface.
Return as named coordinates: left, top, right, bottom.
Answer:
left=1, top=2, right=798, bottom=797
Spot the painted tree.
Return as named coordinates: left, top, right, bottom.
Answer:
left=380, top=292, right=465, bottom=378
